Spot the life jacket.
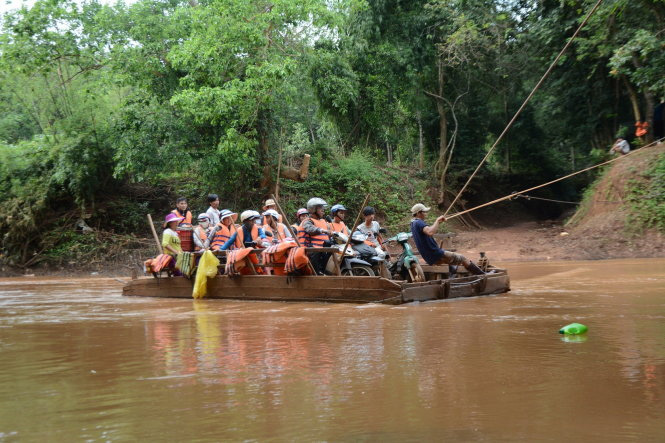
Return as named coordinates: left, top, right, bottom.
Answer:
left=237, top=224, right=262, bottom=248
left=635, top=121, right=649, bottom=137
left=210, top=223, right=241, bottom=251
left=285, top=247, right=314, bottom=275
left=225, top=248, right=263, bottom=276
left=193, top=226, right=207, bottom=251
left=261, top=240, right=297, bottom=276
left=331, top=220, right=349, bottom=236
left=263, top=222, right=290, bottom=242
left=299, top=217, right=330, bottom=248
left=172, top=209, right=192, bottom=227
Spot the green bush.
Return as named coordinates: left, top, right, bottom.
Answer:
left=282, top=151, right=433, bottom=232
left=625, top=153, right=665, bottom=232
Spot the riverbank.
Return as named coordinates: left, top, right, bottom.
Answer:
left=450, top=220, right=665, bottom=262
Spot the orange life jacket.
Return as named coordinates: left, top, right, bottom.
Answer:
left=285, top=247, right=314, bottom=275
left=263, top=222, right=290, bottom=242
left=237, top=224, right=262, bottom=248
left=225, top=248, right=263, bottom=275
left=210, top=223, right=241, bottom=251
left=635, top=121, right=649, bottom=137
left=172, top=209, right=192, bottom=227
left=193, top=226, right=207, bottom=251
left=261, top=241, right=297, bottom=276
left=299, top=217, right=330, bottom=248
left=331, top=220, right=349, bottom=236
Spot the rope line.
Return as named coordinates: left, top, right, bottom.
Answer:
left=512, top=194, right=580, bottom=205
left=445, top=139, right=663, bottom=221
left=443, top=0, right=606, bottom=217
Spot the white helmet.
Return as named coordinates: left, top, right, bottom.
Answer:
left=240, top=210, right=261, bottom=223
left=307, top=197, right=328, bottom=213
left=262, top=209, right=280, bottom=219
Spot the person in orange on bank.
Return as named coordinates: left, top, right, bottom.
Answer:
left=635, top=121, right=649, bottom=138
left=330, top=204, right=350, bottom=236
left=262, top=209, right=292, bottom=243
left=262, top=199, right=283, bottom=225
left=210, top=209, right=240, bottom=251
left=300, top=198, right=333, bottom=274
left=171, top=197, right=193, bottom=227
left=238, top=210, right=270, bottom=248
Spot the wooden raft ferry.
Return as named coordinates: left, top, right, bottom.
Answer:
left=122, top=267, right=510, bottom=305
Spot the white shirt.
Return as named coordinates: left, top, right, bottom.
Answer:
left=356, top=221, right=381, bottom=247
left=206, top=206, right=220, bottom=226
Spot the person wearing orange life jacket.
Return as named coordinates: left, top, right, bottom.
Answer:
left=170, top=197, right=193, bottom=227
left=210, top=210, right=241, bottom=251
left=262, top=209, right=292, bottom=243
left=330, top=204, right=350, bottom=237
left=193, top=213, right=219, bottom=251
left=300, top=198, right=333, bottom=274
left=238, top=210, right=270, bottom=248
left=635, top=121, right=649, bottom=138
left=293, top=208, right=309, bottom=242
left=261, top=199, right=283, bottom=225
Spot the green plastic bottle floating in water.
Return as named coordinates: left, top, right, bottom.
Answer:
left=559, top=323, right=588, bottom=335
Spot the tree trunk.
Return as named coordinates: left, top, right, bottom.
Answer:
left=417, top=113, right=424, bottom=170
left=622, top=75, right=642, bottom=122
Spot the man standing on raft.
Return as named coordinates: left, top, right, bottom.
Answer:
left=410, top=203, right=486, bottom=276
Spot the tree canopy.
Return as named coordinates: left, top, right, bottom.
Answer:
left=1, top=0, right=664, bottom=264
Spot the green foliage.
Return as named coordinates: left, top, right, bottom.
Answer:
left=1, top=0, right=664, bottom=268
left=282, top=151, right=432, bottom=231
left=625, top=153, right=665, bottom=232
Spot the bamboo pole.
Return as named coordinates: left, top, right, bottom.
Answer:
left=147, top=214, right=163, bottom=254
left=270, top=194, right=318, bottom=275
left=340, top=193, right=371, bottom=257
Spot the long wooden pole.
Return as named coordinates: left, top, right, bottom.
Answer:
left=340, top=193, right=371, bottom=257
left=270, top=194, right=318, bottom=275
left=147, top=214, right=163, bottom=254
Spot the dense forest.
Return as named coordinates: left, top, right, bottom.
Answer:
left=1, top=0, right=664, bottom=267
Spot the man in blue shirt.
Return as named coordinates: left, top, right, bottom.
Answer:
left=410, top=203, right=486, bottom=275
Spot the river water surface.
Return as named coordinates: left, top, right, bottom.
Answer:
left=1, top=258, right=664, bottom=441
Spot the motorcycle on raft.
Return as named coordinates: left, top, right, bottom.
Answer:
left=324, top=232, right=376, bottom=276
left=324, top=230, right=426, bottom=283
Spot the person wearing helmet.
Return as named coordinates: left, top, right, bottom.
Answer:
left=330, top=204, right=350, bottom=236
left=210, top=209, right=240, bottom=251
left=238, top=210, right=269, bottom=248
left=262, top=199, right=283, bottom=225
left=356, top=206, right=386, bottom=252
left=300, top=198, right=333, bottom=274
left=292, top=208, right=308, bottom=231
left=262, top=209, right=292, bottom=243
left=193, top=213, right=218, bottom=251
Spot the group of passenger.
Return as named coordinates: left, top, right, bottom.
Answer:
left=160, top=195, right=486, bottom=276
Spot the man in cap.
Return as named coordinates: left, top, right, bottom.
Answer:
left=410, top=203, right=486, bottom=275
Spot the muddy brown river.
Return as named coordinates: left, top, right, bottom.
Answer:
left=1, top=258, right=664, bottom=441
